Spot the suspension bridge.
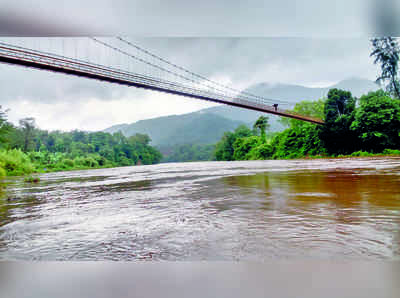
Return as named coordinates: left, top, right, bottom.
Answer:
left=0, top=37, right=324, bottom=125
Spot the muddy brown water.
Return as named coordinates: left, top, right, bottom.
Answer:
left=0, top=158, right=399, bottom=260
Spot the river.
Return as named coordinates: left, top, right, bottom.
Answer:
left=0, top=158, right=399, bottom=261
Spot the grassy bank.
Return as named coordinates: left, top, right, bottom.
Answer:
left=0, top=149, right=35, bottom=177
left=276, top=149, right=400, bottom=160
left=1, top=147, right=399, bottom=183
left=0, top=149, right=138, bottom=179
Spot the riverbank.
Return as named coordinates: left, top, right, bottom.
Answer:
left=256, top=150, right=400, bottom=161
left=298, top=149, right=400, bottom=160
left=0, top=149, right=149, bottom=180
left=2, top=148, right=400, bottom=180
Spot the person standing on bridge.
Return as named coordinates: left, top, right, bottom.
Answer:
left=273, top=104, right=278, bottom=111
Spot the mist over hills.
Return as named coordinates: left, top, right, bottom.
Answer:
left=104, top=78, right=379, bottom=146
left=201, top=78, right=379, bottom=126
left=104, top=112, right=243, bottom=146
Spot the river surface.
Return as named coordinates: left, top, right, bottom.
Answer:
left=0, top=158, right=400, bottom=261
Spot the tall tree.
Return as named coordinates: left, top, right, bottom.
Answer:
left=19, top=117, right=36, bottom=152
left=350, top=90, right=400, bottom=152
left=214, top=125, right=252, bottom=161
left=280, top=99, right=325, bottom=129
left=253, top=116, right=270, bottom=142
left=370, top=37, right=400, bottom=98
left=0, top=106, right=10, bottom=147
left=319, top=89, right=357, bottom=155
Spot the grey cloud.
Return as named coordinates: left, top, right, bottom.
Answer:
left=2, top=0, right=398, bottom=36
left=0, top=65, right=133, bottom=104
left=128, top=37, right=376, bottom=84
left=0, top=37, right=377, bottom=106
left=112, top=0, right=371, bottom=36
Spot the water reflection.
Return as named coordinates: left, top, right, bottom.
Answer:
left=222, top=170, right=400, bottom=209
left=0, top=196, right=43, bottom=227
left=216, top=168, right=400, bottom=259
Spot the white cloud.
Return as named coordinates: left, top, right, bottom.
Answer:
left=5, top=91, right=217, bottom=131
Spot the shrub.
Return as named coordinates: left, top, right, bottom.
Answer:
left=118, top=156, right=132, bottom=166
left=74, top=157, right=86, bottom=166
left=246, top=143, right=273, bottom=160
left=382, top=149, right=400, bottom=155
left=62, top=159, right=75, bottom=168
left=233, top=136, right=260, bottom=160
left=350, top=151, right=374, bottom=157
left=0, top=149, right=35, bottom=176
left=24, top=176, right=40, bottom=183
left=351, top=91, right=400, bottom=152
left=0, top=166, right=6, bottom=178
left=92, top=154, right=106, bottom=166
left=83, top=157, right=98, bottom=167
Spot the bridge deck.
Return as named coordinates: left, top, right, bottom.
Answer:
left=0, top=43, right=324, bottom=125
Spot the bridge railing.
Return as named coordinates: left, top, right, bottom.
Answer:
left=0, top=41, right=324, bottom=125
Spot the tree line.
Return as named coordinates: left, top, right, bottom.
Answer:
left=215, top=89, right=400, bottom=161
left=0, top=113, right=162, bottom=177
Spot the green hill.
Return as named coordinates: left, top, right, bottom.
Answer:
left=104, top=112, right=243, bottom=146
left=201, top=78, right=379, bottom=130
left=104, top=78, right=379, bottom=148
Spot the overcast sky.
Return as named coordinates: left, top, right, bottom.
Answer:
left=1, top=0, right=396, bottom=131
left=2, top=0, right=399, bottom=36
left=0, top=37, right=379, bottom=131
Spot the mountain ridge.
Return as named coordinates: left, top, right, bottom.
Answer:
left=103, top=78, right=379, bottom=146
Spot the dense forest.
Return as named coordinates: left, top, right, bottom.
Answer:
left=0, top=112, right=162, bottom=177
left=159, top=143, right=215, bottom=163
left=215, top=89, right=400, bottom=161
left=106, top=113, right=243, bottom=146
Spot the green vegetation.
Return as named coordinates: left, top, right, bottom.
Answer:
left=0, top=107, right=162, bottom=177
left=104, top=79, right=379, bottom=157
left=319, top=89, right=357, bottom=155
left=3, top=88, right=397, bottom=171
left=350, top=91, right=400, bottom=152
left=160, top=143, right=215, bottom=163
left=215, top=90, right=400, bottom=161
left=215, top=125, right=254, bottom=161
left=105, top=112, right=243, bottom=146
left=24, top=176, right=40, bottom=183
left=253, top=116, right=269, bottom=142
left=100, top=78, right=379, bottom=164
left=0, top=149, right=35, bottom=176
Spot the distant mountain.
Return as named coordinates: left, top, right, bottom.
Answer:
left=103, top=78, right=379, bottom=146
left=331, top=78, right=379, bottom=97
left=104, top=112, right=243, bottom=146
left=241, top=77, right=378, bottom=105
left=201, top=78, right=379, bottom=130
